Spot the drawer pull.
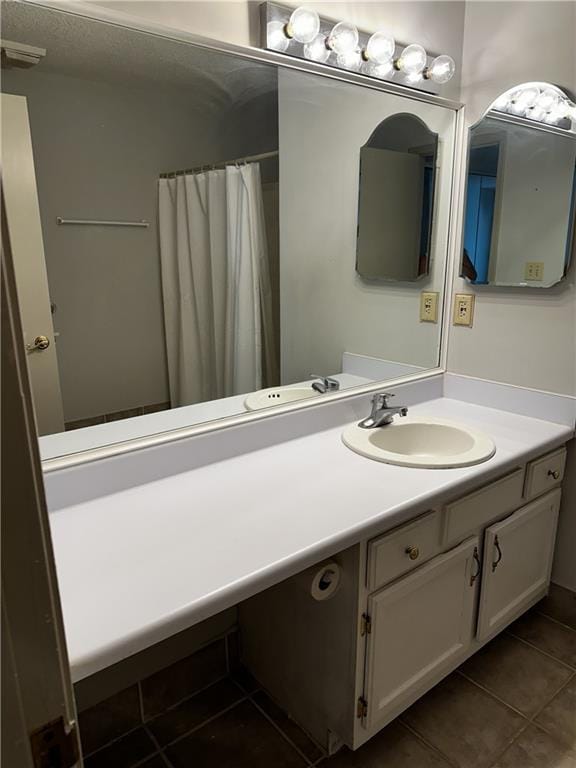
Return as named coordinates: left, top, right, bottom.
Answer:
left=470, top=546, right=481, bottom=586
left=548, top=469, right=560, bottom=480
left=492, top=535, right=503, bottom=572
left=405, top=545, right=420, bottom=561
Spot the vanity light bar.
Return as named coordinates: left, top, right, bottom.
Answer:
left=491, top=83, right=576, bottom=131
left=260, top=2, right=456, bottom=95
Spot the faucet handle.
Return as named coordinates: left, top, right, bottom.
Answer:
left=373, top=391, right=395, bottom=408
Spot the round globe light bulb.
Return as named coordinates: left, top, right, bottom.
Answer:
left=267, top=20, right=290, bottom=52
left=527, top=105, right=547, bottom=122
left=337, top=49, right=362, bottom=71
left=397, top=44, right=427, bottom=75
left=362, top=59, right=394, bottom=79
left=426, top=54, right=455, bottom=84
left=303, top=33, right=330, bottom=63
left=327, top=21, right=359, bottom=55
left=286, top=7, right=320, bottom=44
left=545, top=100, right=570, bottom=124
left=514, top=86, right=540, bottom=110
left=365, top=31, right=395, bottom=64
left=405, top=71, right=424, bottom=85
left=536, top=88, right=560, bottom=112
left=492, top=93, right=511, bottom=112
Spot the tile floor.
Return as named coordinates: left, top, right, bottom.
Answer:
left=82, top=587, right=576, bottom=768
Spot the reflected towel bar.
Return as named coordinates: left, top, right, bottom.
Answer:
left=56, top=217, right=149, bottom=228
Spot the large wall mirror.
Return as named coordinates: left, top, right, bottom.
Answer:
left=1, top=2, right=457, bottom=462
left=461, top=83, right=576, bottom=288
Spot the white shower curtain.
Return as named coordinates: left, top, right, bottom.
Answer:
left=158, top=163, right=276, bottom=407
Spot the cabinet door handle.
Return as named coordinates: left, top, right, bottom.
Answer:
left=470, top=546, right=481, bottom=586
left=548, top=469, right=560, bottom=480
left=492, top=535, right=503, bottom=572
left=405, top=545, right=420, bottom=561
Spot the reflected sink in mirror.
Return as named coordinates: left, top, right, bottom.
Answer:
left=245, top=385, right=321, bottom=411
left=342, top=417, right=495, bottom=468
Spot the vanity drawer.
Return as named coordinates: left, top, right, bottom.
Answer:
left=367, top=510, right=442, bottom=591
left=443, top=468, right=525, bottom=547
left=524, top=448, right=567, bottom=501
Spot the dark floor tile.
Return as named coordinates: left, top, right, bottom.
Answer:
left=461, top=634, right=572, bottom=716
left=142, top=402, right=170, bottom=415
left=137, top=756, right=170, bottom=768
left=493, top=724, right=576, bottom=768
left=509, top=610, right=576, bottom=669
left=84, top=728, right=155, bottom=768
left=140, top=639, right=227, bottom=718
left=538, top=585, right=576, bottom=631
left=535, top=676, right=576, bottom=751
left=253, top=690, right=324, bottom=763
left=65, top=415, right=105, bottom=431
left=323, top=721, right=451, bottom=767
left=147, top=678, right=244, bottom=747
left=165, top=699, right=307, bottom=768
left=230, top=664, right=260, bottom=694
left=106, top=408, right=142, bottom=422
left=79, top=685, right=141, bottom=755
left=401, top=673, right=526, bottom=768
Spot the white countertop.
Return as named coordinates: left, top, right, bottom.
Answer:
left=48, top=397, right=572, bottom=682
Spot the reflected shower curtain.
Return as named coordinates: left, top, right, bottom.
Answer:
left=158, top=163, right=276, bottom=407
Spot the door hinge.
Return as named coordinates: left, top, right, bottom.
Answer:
left=356, top=696, right=368, bottom=719
left=30, top=717, right=79, bottom=768
left=360, top=613, right=372, bottom=636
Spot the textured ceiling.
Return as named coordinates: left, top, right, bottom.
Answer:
left=1, top=3, right=277, bottom=112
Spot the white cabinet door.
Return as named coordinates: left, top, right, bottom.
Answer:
left=363, top=537, right=479, bottom=731
left=477, top=489, right=561, bottom=643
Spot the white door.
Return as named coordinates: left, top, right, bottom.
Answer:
left=477, top=489, right=561, bottom=643
left=1, top=93, right=64, bottom=435
left=363, top=536, right=479, bottom=731
left=2, top=209, right=81, bottom=766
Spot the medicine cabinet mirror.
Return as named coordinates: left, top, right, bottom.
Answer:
left=461, top=82, right=576, bottom=288
left=1, top=2, right=457, bottom=463
left=356, top=114, right=438, bottom=282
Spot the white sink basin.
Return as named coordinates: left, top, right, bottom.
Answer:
left=342, top=416, right=495, bottom=468
left=245, top=385, right=321, bottom=411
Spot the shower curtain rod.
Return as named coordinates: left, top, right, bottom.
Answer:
left=160, top=150, right=279, bottom=179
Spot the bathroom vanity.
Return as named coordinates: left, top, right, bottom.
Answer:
left=240, top=441, right=567, bottom=751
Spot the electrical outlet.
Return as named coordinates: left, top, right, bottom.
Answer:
left=420, top=292, right=439, bottom=323
left=453, top=293, right=475, bottom=327
left=525, top=261, right=544, bottom=281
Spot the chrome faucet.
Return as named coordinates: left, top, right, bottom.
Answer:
left=358, top=392, right=408, bottom=429
left=310, top=374, right=340, bottom=394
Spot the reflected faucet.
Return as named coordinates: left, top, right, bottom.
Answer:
left=358, top=392, right=408, bottom=429
left=310, top=374, right=340, bottom=394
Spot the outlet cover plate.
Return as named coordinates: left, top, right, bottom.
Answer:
left=420, top=292, right=439, bottom=323
left=453, top=293, right=475, bottom=327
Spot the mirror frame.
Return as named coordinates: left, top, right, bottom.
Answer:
left=16, top=0, right=464, bottom=472
left=459, top=81, right=576, bottom=289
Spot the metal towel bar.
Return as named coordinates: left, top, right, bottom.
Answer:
left=56, top=217, right=149, bottom=228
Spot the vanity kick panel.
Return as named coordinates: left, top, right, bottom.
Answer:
left=523, top=448, right=567, bottom=501
left=367, top=510, right=442, bottom=590
left=442, top=468, right=525, bottom=547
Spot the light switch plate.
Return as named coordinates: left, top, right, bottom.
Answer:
left=420, top=292, right=439, bottom=323
left=453, top=293, right=475, bottom=327
left=525, top=261, right=545, bottom=281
